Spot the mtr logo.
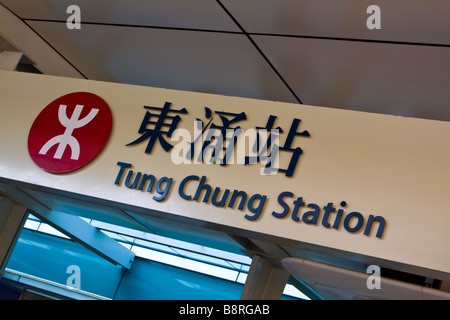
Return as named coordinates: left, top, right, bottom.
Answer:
left=28, top=92, right=112, bottom=173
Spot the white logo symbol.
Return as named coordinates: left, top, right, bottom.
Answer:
left=39, top=104, right=99, bottom=160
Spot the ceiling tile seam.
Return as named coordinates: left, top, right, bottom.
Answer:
left=0, top=2, right=87, bottom=78
left=22, top=17, right=450, bottom=48
left=21, top=19, right=88, bottom=79
left=249, top=32, right=450, bottom=48
left=215, top=0, right=303, bottom=104
left=22, top=18, right=244, bottom=35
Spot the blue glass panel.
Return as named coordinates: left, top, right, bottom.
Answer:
left=6, top=229, right=124, bottom=298
left=114, top=258, right=243, bottom=300
left=6, top=223, right=304, bottom=300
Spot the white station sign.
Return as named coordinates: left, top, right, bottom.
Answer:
left=1, top=70, right=449, bottom=276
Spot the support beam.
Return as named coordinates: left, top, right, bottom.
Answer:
left=33, top=210, right=135, bottom=270
left=241, top=255, right=290, bottom=300
left=0, top=51, right=22, bottom=71
left=1, top=185, right=134, bottom=270
left=0, top=196, right=28, bottom=274
left=0, top=3, right=83, bottom=77
left=440, top=281, right=450, bottom=293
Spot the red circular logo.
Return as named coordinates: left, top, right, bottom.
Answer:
left=28, top=92, right=112, bottom=173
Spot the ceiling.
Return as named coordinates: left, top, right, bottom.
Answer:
left=1, top=0, right=450, bottom=121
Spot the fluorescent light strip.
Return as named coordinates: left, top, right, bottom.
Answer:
left=131, top=245, right=240, bottom=282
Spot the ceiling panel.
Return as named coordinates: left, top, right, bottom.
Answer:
left=27, top=21, right=297, bottom=103
left=253, top=34, right=450, bottom=121
left=0, top=34, right=18, bottom=51
left=0, top=0, right=240, bottom=32
left=223, top=0, right=450, bottom=45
